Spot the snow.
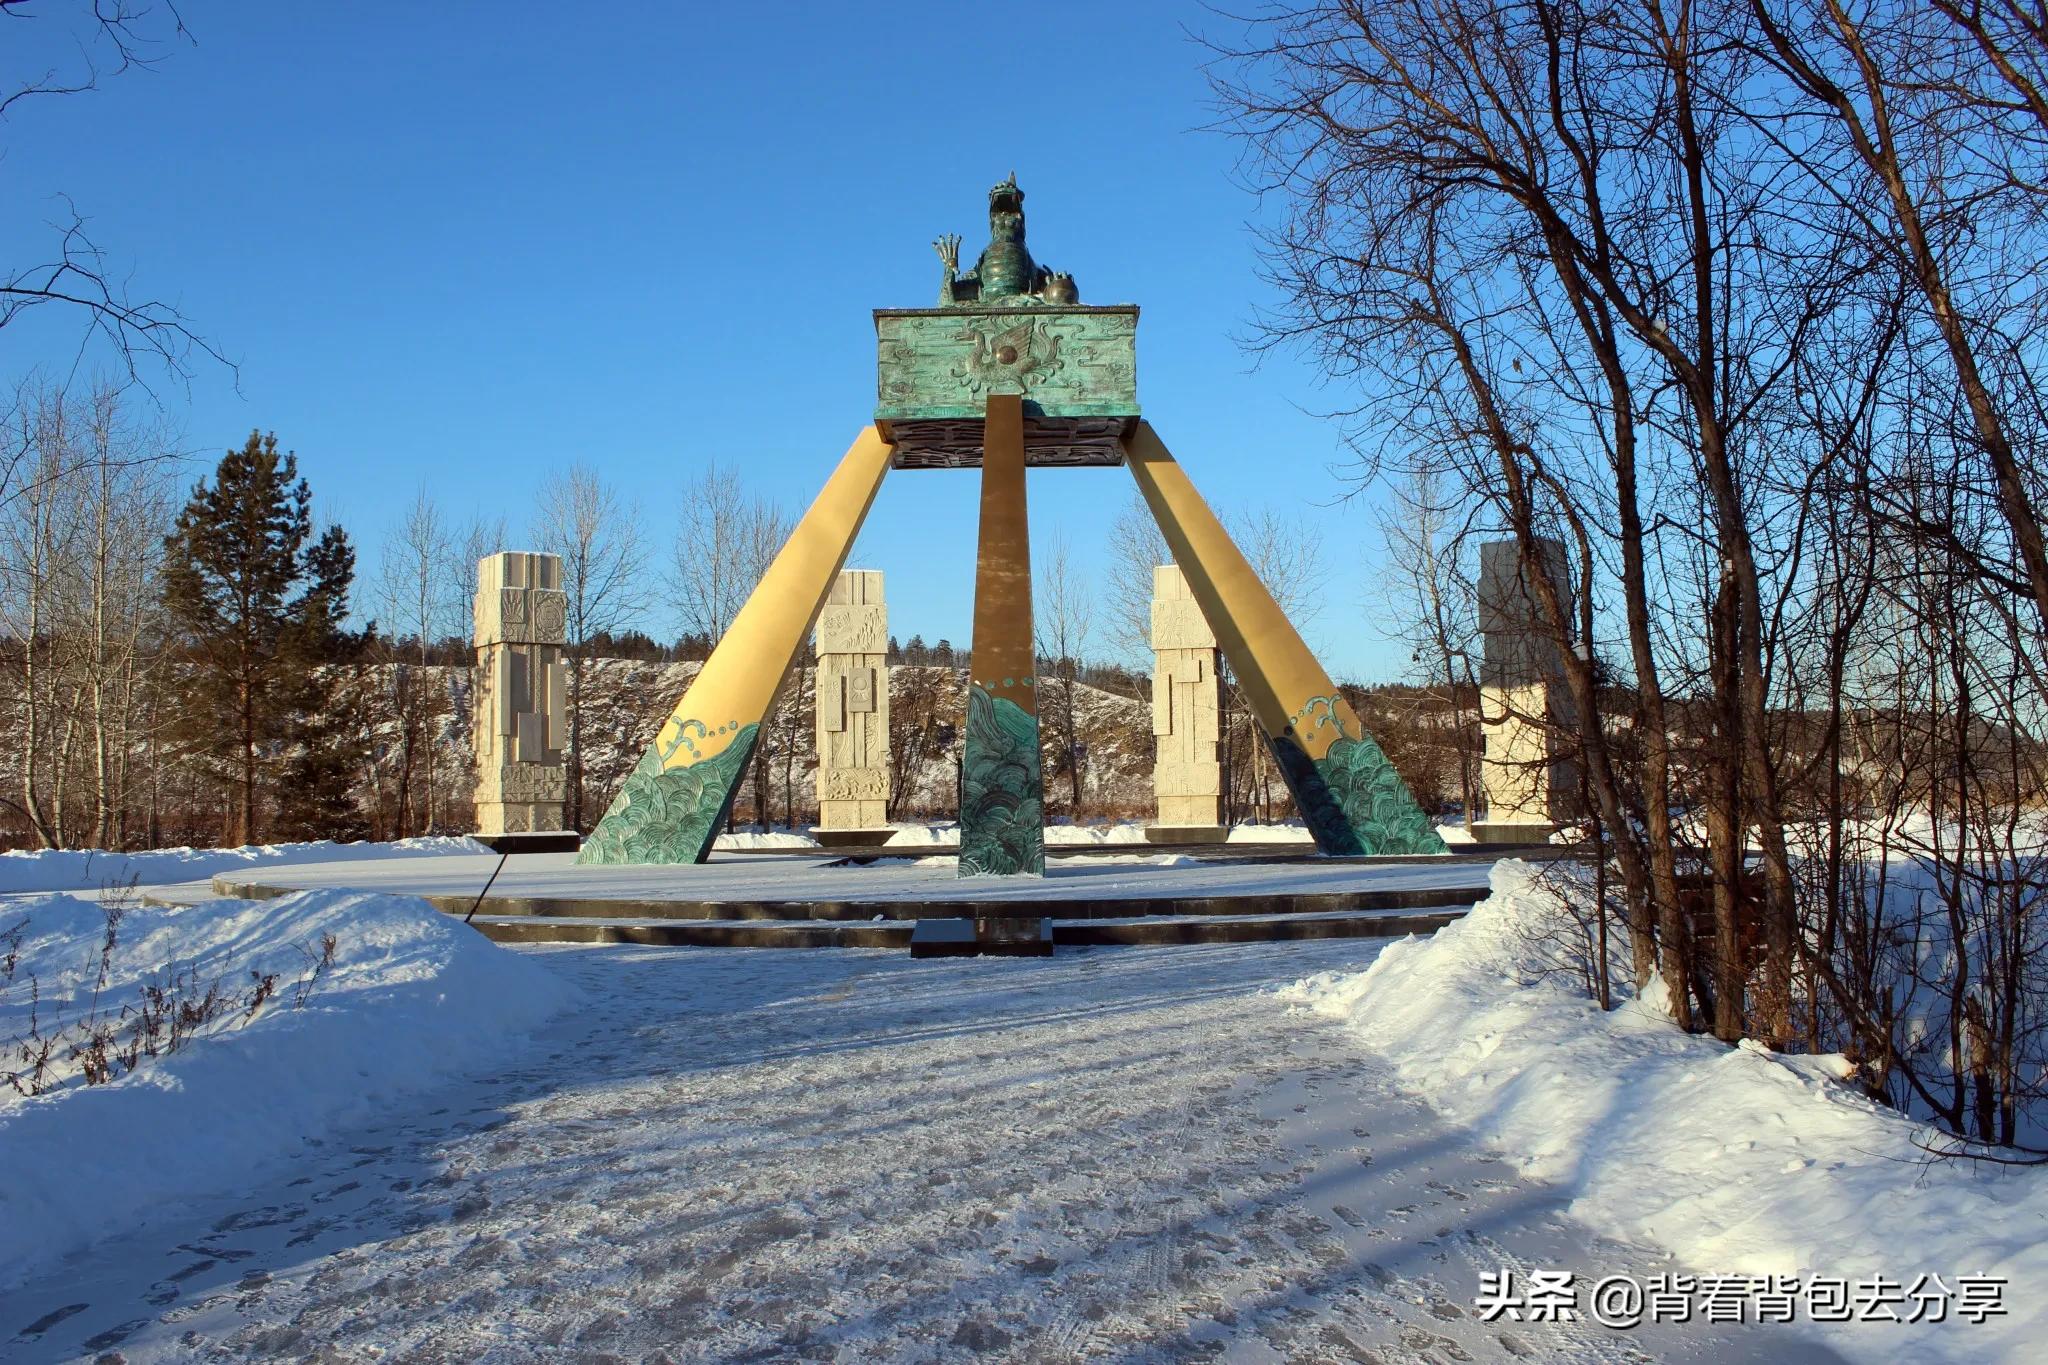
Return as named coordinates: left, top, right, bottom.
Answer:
left=881, top=821, right=956, bottom=847
left=1284, top=860, right=2048, bottom=1365
left=0, top=837, right=488, bottom=895
left=1225, top=820, right=1315, bottom=843
left=879, top=819, right=1327, bottom=847
left=0, top=938, right=1830, bottom=1362
left=0, top=889, right=576, bottom=1285
left=885, top=819, right=1157, bottom=846
left=707, top=829, right=818, bottom=850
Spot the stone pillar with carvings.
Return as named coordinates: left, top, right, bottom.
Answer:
left=814, top=569, right=892, bottom=842
left=1146, top=564, right=1226, bottom=842
left=472, top=551, right=569, bottom=835
left=1473, top=538, right=1579, bottom=843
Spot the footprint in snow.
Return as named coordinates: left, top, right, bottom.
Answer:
left=14, top=1302, right=89, bottom=1340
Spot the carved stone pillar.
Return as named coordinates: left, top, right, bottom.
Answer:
left=473, top=551, right=569, bottom=835
left=814, top=569, right=892, bottom=842
left=1473, top=538, right=1578, bottom=843
left=1147, top=564, right=1225, bottom=842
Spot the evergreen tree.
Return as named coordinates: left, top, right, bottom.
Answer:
left=275, top=526, right=370, bottom=841
left=162, top=432, right=355, bottom=844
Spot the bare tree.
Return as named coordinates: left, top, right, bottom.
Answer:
left=375, top=490, right=452, bottom=835
left=1377, top=464, right=1482, bottom=826
left=1751, top=0, right=2048, bottom=648
left=0, top=381, right=176, bottom=848
left=1205, top=0, right=2048, bottom=1151
left=668, top=462, right=790, bottom=825
left=669, top=463, right=789, bottom=645
left=1035, top=532, right=1095, bottom=814
left=0, top=3, right=224, bottom=389
left=533, top=464, right=646, bottom=829
left=1104, top=492, right=1170, bottom=668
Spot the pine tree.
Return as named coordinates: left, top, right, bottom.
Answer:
left=162, top=432, right=356, bottom=844
left=275, top=526, right=370, bottom=841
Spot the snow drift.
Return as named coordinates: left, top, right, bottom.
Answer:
left=1284, top=860, right=2048, bottom=1365
left=0, top=836, right=489, bottom=895
left=0, top=889, right=575, bottom=1283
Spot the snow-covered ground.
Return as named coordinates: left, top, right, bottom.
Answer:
left=0, top=938, right=1841, bottom=1363
left=0, top=890, right=576, bottom=1287
left=1287, top=861, right=2047, bottom=1365
left=0, top=838, right=488, bottom=896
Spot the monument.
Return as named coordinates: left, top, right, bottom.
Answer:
left=814, top=570, right=892, bottom=844
left=1473, top=539, right=1578, bottom=842
left=577, top=176, right=1445, bottom=878
left=472, top=551, right=569, bottom=836
left=1147, top=564, right=1224, bottom=841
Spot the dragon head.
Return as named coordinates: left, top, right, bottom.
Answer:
left=988, top=172, right=1024, bottom=215
left=987, top=172, right=1026, bottom=242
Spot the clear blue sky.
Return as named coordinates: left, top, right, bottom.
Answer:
left=2, top=0, right=1416, bottom=680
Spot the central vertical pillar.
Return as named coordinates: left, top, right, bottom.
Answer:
left=959, top=393, right=1045, bottom=878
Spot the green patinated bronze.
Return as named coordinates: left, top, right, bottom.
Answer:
left=1267, top=697, right=1448, bottom=857
left=875, top=307, right=1138, bottom=421
left=933, top=173, right=1075, bottom=306
left=575, top=724, right=759, bottom=866
left=958, top=684, right=1045, bottom=877
left=878, top=176, right=1138, bottom=423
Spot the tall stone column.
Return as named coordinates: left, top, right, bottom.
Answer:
left=1146, top=564, right=1224, bottom=842
left=815, top=569, right=892, bottom=843
left=473, top=551, right=569, bottom=835
left=960, top=393, right=1045, bottom=878
left=1473, top=538, right=1578, bottom=843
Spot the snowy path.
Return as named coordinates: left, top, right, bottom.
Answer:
left=3, top=941, right=1845, bottom=1363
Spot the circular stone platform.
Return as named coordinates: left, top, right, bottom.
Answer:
left=195, top=848, right=1519, bottom=949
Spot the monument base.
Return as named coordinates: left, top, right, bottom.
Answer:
left=1468, top=822, right=1559, bottom=846
left=910, top=916, right=1055, bottom=959
left=475, top=831, right=583, bottom=855
left=812, top=827, right=900, bottom=850
left=1144, top=824, right=1229, bottom=846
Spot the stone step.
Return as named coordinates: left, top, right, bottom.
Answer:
left=463, top=904, right=1471, bottom=950
left=275, top=883, right=1485, bottom=924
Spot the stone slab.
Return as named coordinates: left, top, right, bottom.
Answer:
left=1143, top=825, right=1230, bottom=845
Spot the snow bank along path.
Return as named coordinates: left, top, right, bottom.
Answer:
left=2, top=937, right=1836, bottom=1362
left=1288, top=860, right=2047, bottom=1365
left=0, top=889, right=577, bottom=1285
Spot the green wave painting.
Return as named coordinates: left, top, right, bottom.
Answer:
left=1270, top=696, right=1446, bottom=856
left=577, top=723, right=759, bottom=866
left=958, top=685, right=1045, bottom=877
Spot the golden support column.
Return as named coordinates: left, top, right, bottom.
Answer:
left=579, top=428, right=894, bottom=865
left=959, top=393, right=1046, bottom=877
left=1122, top=422, right=1445, bottom=856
